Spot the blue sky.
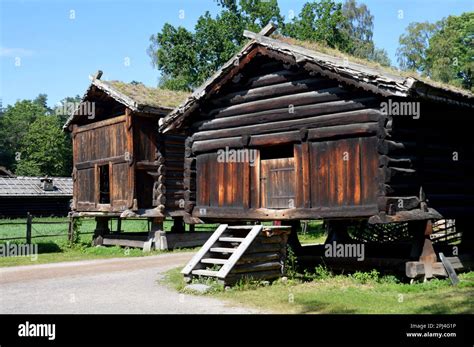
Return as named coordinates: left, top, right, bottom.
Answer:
left=1, top=0, right=473, bottom=108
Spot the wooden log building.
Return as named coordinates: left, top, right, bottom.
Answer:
left=161, top=26, right=473, bottom=281
left=63, top=72, right=199, bottom=249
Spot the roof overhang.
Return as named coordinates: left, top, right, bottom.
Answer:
left=160, top=31, right=473, bottom=133
left=63, top=78, right=173, bottom=132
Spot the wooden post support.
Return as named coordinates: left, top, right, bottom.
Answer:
left=154, top=230, right=168, bottom=251
left=117, top=218, right=122, bottom=233
left=419, top=238, right=436, bottom=279
left=171, top=217, right=185, bottom=233
left=301, top=220, right=309, bottom=234
left=26, top=212, right=32, bottom=244
left=67, top=215, right=74, bottom=242
left=408, top=220, right=436, bottom=280
left=93, top=217, right=110, bottom=246
left=144, top=218, right=165, bottom=252
left=409, top=220, right=429, bottom=259
left=284, top=220, right=302, bottom=254
left=324, top=220, right=352, bottom=244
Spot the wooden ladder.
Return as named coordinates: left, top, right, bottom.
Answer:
left=181, top=224, right=263, bottom=280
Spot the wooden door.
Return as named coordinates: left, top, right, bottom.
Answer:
left=73, top=116, right=133, bottom=212
left=260, top=158, right=296, bottom=209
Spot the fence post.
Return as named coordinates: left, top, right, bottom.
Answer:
left=26, top=212, right=32, bottom=244
left=68, top=215, right=74, bottom=242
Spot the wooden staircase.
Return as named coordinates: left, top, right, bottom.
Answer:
left=182, top=224, right=262, bottom=280
left=182, top=224, right=290, bottom=285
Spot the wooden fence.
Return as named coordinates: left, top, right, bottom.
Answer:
left=0, top=212, right=86, bottom=243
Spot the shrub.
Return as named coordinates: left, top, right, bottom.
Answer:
left=350, top=269, right=380, bottom=284
left=285, top=245, right=299, bottom=279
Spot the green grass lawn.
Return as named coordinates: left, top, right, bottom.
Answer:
left=260, top=220, right=327, bottom=244
left=0, top=217, right=216, bottom=243
left=0, top=217, right=213, bottom=267
left=163, top=268, right=474, bottom=314
left=0, top=217, right=319, bottom=268
left=0, top=243, right=169, bottom=266
left=298, top=220, right=327, bottom=244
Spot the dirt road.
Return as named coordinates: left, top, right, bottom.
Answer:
left=0, top=253, right=260, bottom=314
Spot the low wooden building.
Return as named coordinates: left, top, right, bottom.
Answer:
left=0, top=176, right=72, bottom=218
left=161, top=26, right=473, bottom=281
left=64, top=72, right=198, bottom=249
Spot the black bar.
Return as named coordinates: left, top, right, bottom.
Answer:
left=0, top=314, right=472, bottom=345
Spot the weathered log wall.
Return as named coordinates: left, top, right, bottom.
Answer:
left=161, top=133, right=186, bottom=212
left=72, top=110, right=185, bottom=215
left=386, top=102, right=474, bottom=219
left=183, top=55, right=385, bottom=220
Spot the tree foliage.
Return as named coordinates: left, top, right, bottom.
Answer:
left=396, top=12, right=473, bottom=90
left=427, top=13, right=473, bottom=90
left=0, top=95, right=73, bottom=177
left=396, top=22, right=439, bottom=73
left=54, top=95, right=82, bottom=125
left=148, top=0, right=393, bottom=90
left=340, top=0, right=390, bottom=66
left=0, top=99, right=47, bottom=170
left=283, top=0, right=348, bottom=50
left=147, top=1, right=283, bottom=91
left=148, top=24, right=198, bottom=90
left=15, top=115, right=71, bottom=177
left=341, top=0, right=373, bottom=48
left=148, top=0, right=359, bottom=90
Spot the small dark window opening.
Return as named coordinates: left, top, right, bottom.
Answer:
left=99, top=164, right=110, bottom=204
left=260, top=144, right=294, bottom=160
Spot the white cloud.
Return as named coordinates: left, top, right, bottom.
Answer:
left=0, top=47, right=34, bottom=57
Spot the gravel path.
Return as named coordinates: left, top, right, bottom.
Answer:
left=0, top=253, right=260, bottom=314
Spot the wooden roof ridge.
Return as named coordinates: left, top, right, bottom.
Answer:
left=245, top=31, right=473, bottom=102
left=160, top=26, right=473, bottom=132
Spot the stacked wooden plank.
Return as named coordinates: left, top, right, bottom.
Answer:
left=225, top=226, right=290, bottom=285
left=182, top=225, right=290, bottom=285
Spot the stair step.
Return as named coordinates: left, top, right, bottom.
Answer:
left=219, top=237, right=245, bottom=243
left=192, top=269, right=220, bottom=277
left=210, top=247, right=236, bottom=253
left=201, top=258, right=228, bottom=265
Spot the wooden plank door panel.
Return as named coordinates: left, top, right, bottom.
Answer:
left=261, top=158, right=296, bottom=209
left=111, top=162, right=130, bottom=210
left=76, top=167, right=96, bottom=210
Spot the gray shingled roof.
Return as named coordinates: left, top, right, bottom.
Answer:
left=0, top=177, right=73, bottom=197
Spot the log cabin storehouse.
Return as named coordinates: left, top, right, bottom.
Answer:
left=160, top=25, right=474, bottom=284
left=63, top=72, right=204, bottom=250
